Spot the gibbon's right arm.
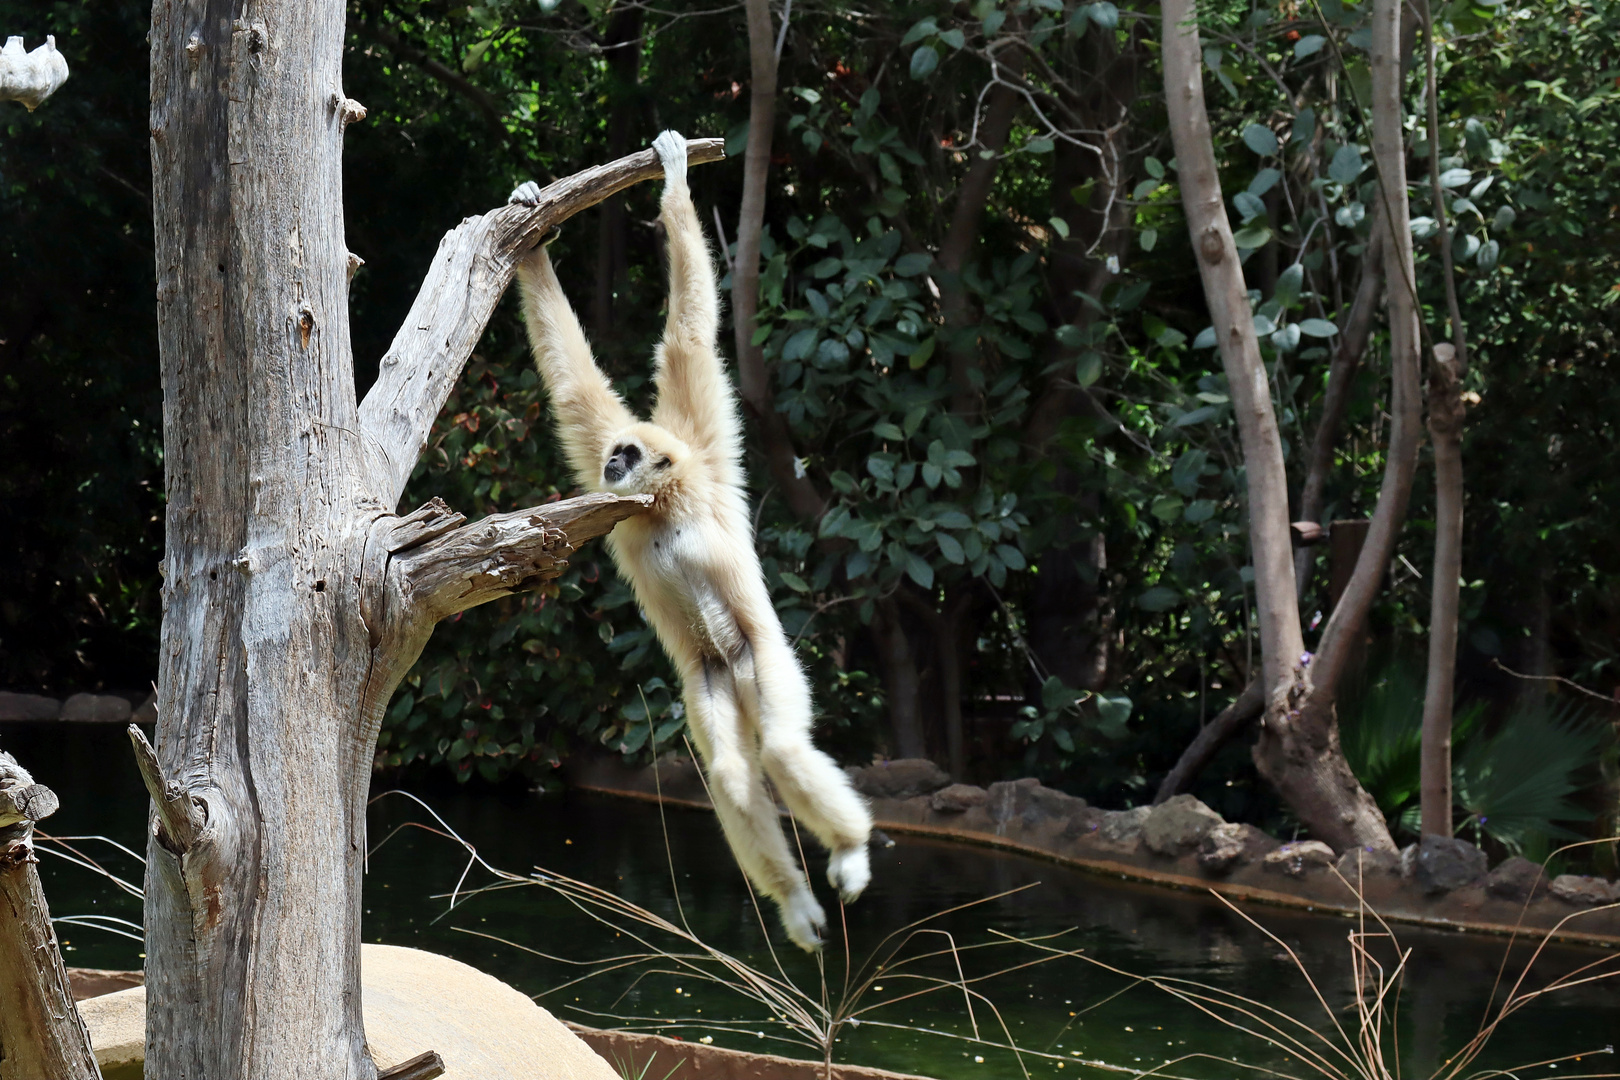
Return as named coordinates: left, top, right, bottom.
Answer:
left=648, top=131, right=743, bottom=467
left=509, top=194, right=636, bottom=489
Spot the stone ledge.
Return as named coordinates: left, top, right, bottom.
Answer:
left=565, top=754, right=1620, bottom=949
left=0, top=690, right=155, bottom=724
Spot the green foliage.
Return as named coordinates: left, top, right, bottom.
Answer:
left=1455, top=701, right=1607, bottom=859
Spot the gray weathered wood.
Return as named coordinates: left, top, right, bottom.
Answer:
left=146, top=1, right=704, bottom=1073
left=0, top=751, right=100, bottom=1080
left=359, top=139, right=725, bottom=507
left=377, top=1050, right=447, bottom=1080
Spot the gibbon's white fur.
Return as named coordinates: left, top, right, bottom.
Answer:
left=509, top=131, right=873, bottom=951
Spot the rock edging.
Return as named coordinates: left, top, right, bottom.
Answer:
left=565, top=755, right=1620, bottom=949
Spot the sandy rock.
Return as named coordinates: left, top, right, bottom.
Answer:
left=1198, top=822, right=1275, bottom=874
left=1334, top=846, right=1401, bottom=882
left=1403, top=835, right=1487, bottom=895
left=852, top=759, right=950, bottom=799
left=986, top=778, right=1043, bottom=825
left=1549, top=874, right=1620, bottom=906
left=0, top=691, right=60, bottom=721
left=1143, top=795, right=1224, bottom=856
left=1484, top=856, right=1550, bottom=903
left=1263, top=841, right=1336, bottom=878
left=79, top=944, right=621, bottom=1080
left=930, top=783, right=988, bottom=813
left=60, top=693, right=132, bottom=723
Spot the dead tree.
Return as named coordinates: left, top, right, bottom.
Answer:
left=0, top=751, right=99, bottom=1080
left=145, top=1, right=721, bottom=1073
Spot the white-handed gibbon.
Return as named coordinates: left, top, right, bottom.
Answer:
left=508, top=131, right=872, bottom=951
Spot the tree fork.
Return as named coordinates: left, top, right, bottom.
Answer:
left=148, top=2, right=715, bottom=1070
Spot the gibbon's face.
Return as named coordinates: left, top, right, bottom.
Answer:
left=601, top=424, right=688, bottom=497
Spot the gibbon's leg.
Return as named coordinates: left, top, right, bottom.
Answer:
left=647, top=131, right=741, bottom=464
left=742, top=634, right=874, bottom=903
left=508, top=185, right=636, bottom=488
left=683, top=656, right=827, bottom=951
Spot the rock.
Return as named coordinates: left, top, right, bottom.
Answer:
left=131, top=692, right=158, bottom=725
left=1550, top=874, right=1620, bottom=906
left=1143, top=795, right=1224, bottom=856
left=1263, top=841, right=1336, bottom=878
left=60, top=693, right=132, bottom=723
left=67, top=967, right=144, bottom=1002
left=1093, top=806, right=1151, bottom=852
left=79, top=944, right=621, bottom=1080
left=1198, top=822, right=1275, bottom=874
left=1485, top=856, right=1550, bottom=903
left=852, top=759, right=951, bottom=800
left=1405, top=834, right=1487, bottom=895
left=1334, top=846, right=1401, bottom=882
left=0, top=691, right=60, bottom=721
left=1030, top=785, right=1087, bottom=817
left=930, top=784, right=988, bottom=813
left=986, top=778, right=1043, bottom=826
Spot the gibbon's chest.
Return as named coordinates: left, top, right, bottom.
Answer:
left=611, top=510, right=751, bottom=658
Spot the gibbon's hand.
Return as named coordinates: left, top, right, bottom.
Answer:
left=651, top=130, right=689, bottom=193
left=508, top=181, right=542, bottom=206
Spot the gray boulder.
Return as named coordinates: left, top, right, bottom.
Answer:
left=986, top=778, right=1042, bottom=825
left=852, top=759, right=950, bottom=799
left=1550, top=874, right=1620, bottom=906
left=1334, top=846, right=1401, bottom=882
left=1198, top=822, right=1275, bottom=874
left=1263, top=840, right=1336, bottom=878
left=1403, top=834, right=1487, bottom=895
left=1093, top=806, right=1152, bottom=852
left=0, top=692, right=61, bottom=721
left=930, top=784, right=988, bottom=813
left=1143, top=795, right=1224, bottom=856
left=1484, top=856, right=1550, bottom=903
left=1030, top=785, right=1087, bottom=818
left=61, top=693, right=132, bottom=723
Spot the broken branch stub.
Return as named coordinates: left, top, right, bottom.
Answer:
left=0, top=751, right=100, bottom=1080
left=359, top=137, right=725, bottom=506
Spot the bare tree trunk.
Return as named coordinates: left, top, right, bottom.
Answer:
left=1163, top=0, right=1393, bottom=851
left=1417, top=0, right=1470, bottom=841
left=733, top=0, right=824, bottom=522
left=1294, top=223, right=1384, bottom=601
left=146, top=7, right=707, bottom=1064
left=874, top=600, right=926, bottom=759
left=0, top=752, right=99, bottom=1080
left=1421, top=345, right=1464, bottom=837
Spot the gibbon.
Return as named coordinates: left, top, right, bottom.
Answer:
left=508, top=131, right=873, bottom=951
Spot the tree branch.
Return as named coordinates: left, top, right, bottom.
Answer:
left=1153, top=679, right=1263, bottom=804
left=388, top=492, right=651, bottom=624
left=358, top=139, right=726, bottom=507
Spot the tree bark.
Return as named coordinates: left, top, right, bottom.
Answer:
left=1153, top=679, right=1263, bottom=804
left=0, top=752, right=99, bottom=1080
left=1421, top=344, right=1464, bottom=837
left=874, top=600, right=926, bottom=759
left=1163, top=0, right=1393, bottom=852
left=147, top=8, right=706, bottom=1066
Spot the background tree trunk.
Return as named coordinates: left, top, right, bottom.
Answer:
left=0, top=752, right=98, bottom=1080
left=1422, top=344, right=1465, bottom=836
left=1162, top=0, right=1394, bottom=851
left=146, top=5, right=700, bottom=1067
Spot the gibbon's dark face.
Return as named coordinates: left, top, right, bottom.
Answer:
left=602, top=434, right=676, bottom=493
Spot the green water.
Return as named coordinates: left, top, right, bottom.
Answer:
left=9, top=722, right=1617, bottom=1078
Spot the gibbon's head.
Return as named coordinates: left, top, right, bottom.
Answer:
left=600, top=422, right=690, bottom=499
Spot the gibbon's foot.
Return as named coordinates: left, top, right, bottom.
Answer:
left=779, top=888, right=828, bottom=953
left=508, top=180, right=542, bottom=206
left=651, top=130, right=688, bottom=185
left=827, top=845, right=871, bottom=904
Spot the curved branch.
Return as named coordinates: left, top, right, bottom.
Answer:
left=358, top=139, right=726, bottom=507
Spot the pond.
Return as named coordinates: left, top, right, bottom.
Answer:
left=9, top=722, right=1617, bottom=1078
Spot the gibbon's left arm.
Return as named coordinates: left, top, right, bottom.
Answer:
left=648, top=131, right=743, bottom=465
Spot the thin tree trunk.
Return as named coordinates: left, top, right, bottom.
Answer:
left=1417, top=0, right=1470, bottom=840
left=874, top=600, right=926, bottom=759
left=733, top=0, right=824, bottom=522
left=1294, top=223, right=1384, bottom=601
left=146, top=7, right=704, bottom=1062
left=1163, top=0, right=1394, bottom=851
left=1153, top=679, right=1263, bottom=804
left=0, top=753, right=99, bottom=1080
left=1421, top=345, right=1464, bottom=836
